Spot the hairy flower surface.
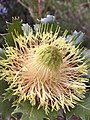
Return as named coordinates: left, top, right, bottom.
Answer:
left=0, top=25, right=88, bottom=113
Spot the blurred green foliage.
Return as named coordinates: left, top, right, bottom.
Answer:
left=48, top=0, right=90, bottom=48
left=1, top=0, right=90, bottom=48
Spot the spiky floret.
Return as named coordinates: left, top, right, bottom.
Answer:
left=0, top=24, right=88, bottom=114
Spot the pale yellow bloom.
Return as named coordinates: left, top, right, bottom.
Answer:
left=0, top=25, right=88, bottom=114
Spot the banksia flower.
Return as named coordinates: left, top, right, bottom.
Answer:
left=0, top=24, right=88, bottom=114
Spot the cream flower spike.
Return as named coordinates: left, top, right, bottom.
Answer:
left=0, top=24, right=88, bottom=114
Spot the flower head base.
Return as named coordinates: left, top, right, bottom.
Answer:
left=0, top=24, right=88, bottom=114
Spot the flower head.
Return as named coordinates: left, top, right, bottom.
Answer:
left=0, top=24, right=88, bottom=113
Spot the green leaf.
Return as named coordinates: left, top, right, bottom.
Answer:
left=7, top=17, right=23, bottom=35
left=1, top=33, right=15, bottom=46
left=1, top=18, right=23, bottom=47
left=13, top=101, right=58, bottom=120
left=48, top=110, right=58, bottom=120
left=3, top=89, right=15, bottom=101
left=0, top=48, right=6, bottom=59
left=0, top=97, right=14, bottom=120
left=66, top=91, right=90, bottom=120
left=0, top=80, right=8, bottom=96
left=13, top=101, right=47, bottom=120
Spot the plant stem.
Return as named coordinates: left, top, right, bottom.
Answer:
left=38, top=0, right=42, bottom=18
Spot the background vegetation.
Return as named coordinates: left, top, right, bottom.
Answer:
left=0, top=0, right=90, bottom=48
